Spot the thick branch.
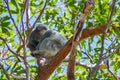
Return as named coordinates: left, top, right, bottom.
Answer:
left=67, top=1, right=94, bottom=80
left=37, top=23, right=119, bottom=80
left=67, top=50, right=76, bottom=80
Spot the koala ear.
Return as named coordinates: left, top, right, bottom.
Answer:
left=35, top=23, right=49, bottom=30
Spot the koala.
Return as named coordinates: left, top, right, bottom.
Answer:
left=27, top=23, right=67, bottom=59
left=32, top=30, right=67, bottom=58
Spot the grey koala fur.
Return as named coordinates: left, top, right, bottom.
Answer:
left=28, top=24, right=68, bottom=58
left=27, top=23, right=48, bottom=51
left=32, top=30, right=67, bottom=58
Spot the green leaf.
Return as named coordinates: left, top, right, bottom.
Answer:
left=2, top=27, right=10, bottom=36
left=11, top=0, right=18, bottom=8
left=1, top=22, right=10, bottom=27
left=18, top=2, right=24, bottom=8
left=29, top=59, right=36, bottom=63
left=11, top=10, right=19, bottom=14
left=3, top=16, right=10, bottom=21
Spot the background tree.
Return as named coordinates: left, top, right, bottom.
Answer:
left=0, top=0, right=120, bottom=80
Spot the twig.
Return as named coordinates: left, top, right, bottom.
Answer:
left=81, top=50, right=94, bottom=64
left=10, top=61, right=19, bottom=73
left=16, top=45, right=24, bottom=53
left=32, top=0, right=50, bottom=29
left=19, top=1, right=30, bottom=80
left=87, top=41, right=119, bottom=80
left=104, top=43, right=120, bottom=61
left=87, top=0, right=116, bottom=79
left=20, top=0, right=26, bottom=41
left=0, top=37, right=23, bottom=60
left=101, top=37, right=117, bottom=60
left=0, top=63, right=10, bottom=80
left=21, top=0, right=31, bottom=80
left=26, top=0, right=30, bottom=30
left=100, top=0, right=116, bottom=58
left=107, top=61, right=117, bottom=80
left=3, top=0, right=23, bottom=41
left=63, top=58, right=95, bottom=69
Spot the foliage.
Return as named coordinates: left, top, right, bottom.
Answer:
left=0, top=0, right=120, bottom=80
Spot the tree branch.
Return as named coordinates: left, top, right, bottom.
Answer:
left=81, top=50, right=94, bottom=64
left=3, top=0, right=23, bottom=41
left=0, top=63, right=10, bottom=80
left=100, top=0, right=116, bottom=57
left=26, top=0, right=30, bottom=30
left=0, top=37, right=23, bottom=61
left=31, top=0, right=50, bottom=30
left=20, top=0, right=31, bottom=80
left=87, top=0, right=116, bottom=79
left=36, top=23, right=120, bottom=80
left=63, top=59, right=95, bottom=69
left=107, top=61, right=117, bottom=80
left=67, top=0, right=94, bottom=80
